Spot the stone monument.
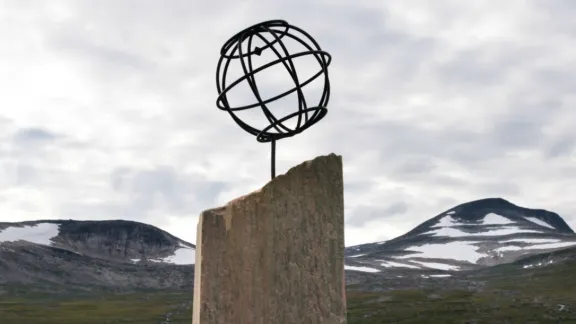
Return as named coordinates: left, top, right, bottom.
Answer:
left=192, top=20, right=346, bottom=324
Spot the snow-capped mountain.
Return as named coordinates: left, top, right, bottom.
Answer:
left=1, top=198, right=573, bottom=291
left=344, top=198, right=576, bottom=274
left=0, top=219, right=195, bottom=264
left=0, top=220, right=195, bottom=290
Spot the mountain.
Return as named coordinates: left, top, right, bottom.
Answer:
left=344, top=198, right=576, bottom=275
left=2, top=199, right=575, bottom=323
left=0, top=219, right=195, bottom=291
left=1, top=198, right=574, bottom=293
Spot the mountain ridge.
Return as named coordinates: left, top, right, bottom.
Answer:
left=0, top=219, right=195, bottom=290
left=400, top=198, right=573, bottom=242
left=345, top=197, right=576, bottom=275
left=1, top=197, right=574, bottom=292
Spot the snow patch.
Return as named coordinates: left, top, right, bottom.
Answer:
left=482, top=213, right=514, bottom=225
left=496, top=241, right=576, bottom=253
left=524, top=217, right=555, bottom=230
left=501, top=238, right=560, bottom=244
left=396, top=241, right=484, bottom=263
left=429, top=274, right=451, bottom=278
left=349, top=254, right=365, bottom=258
left=434, top=216, right=460, bottom=227
left=497, top=245, right=522, bottom=252
left=163, top=247, right=196, bottom=265
left=345, top=265, right=381, bottom=273
left=0, top=223, right=60, bottom=246
left=434, top=213, right=514, bottom=227
left=529, top=241, right=576, bottom=250
left=410, top=260, right=459, bottom=271
left=138, top=247, right=196, bottom=265
left=380, top=261, right=420, bottom=269
left=428, top=226, right=542, bottom=238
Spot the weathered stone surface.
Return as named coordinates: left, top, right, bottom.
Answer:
left=192, top=153, right=346, bottom=324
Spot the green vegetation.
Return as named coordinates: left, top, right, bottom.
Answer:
left=1, top=261, right=575, bottom=324
left=0, top=291, right=192, bottom=324
left=347, top=261, right=576, bottom=324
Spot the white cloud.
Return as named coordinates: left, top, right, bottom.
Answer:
left=0, top=0, right=575, bottom=247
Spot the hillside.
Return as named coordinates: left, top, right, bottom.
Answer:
left=0, top=220, right=195, bottom=290
left=1, top=198, right=576, bottom=322
left=345, top=198, right=576, bottom=277
left=1, top=198, right=575, bottom=292
left=1, top=256, right=575, bottom=323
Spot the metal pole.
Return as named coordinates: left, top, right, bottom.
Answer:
left=271, top=139, right=276, bottom=179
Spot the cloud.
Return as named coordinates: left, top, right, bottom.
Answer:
left=346, top=202, right=409, bottom=227
left=60, top=166, right=226, bottom=222
left=12, top=128, right=59, bottom=143
left=0, top=0, right=575, bottom=246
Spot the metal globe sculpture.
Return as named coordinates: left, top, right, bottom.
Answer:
left=216, top=19, right=331, bottom=179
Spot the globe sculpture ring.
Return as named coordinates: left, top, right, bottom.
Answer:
left=215, top=19, right=332, bottom=178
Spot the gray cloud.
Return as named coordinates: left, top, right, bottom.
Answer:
left=545, top=137, right=575, bottom=158
left=346, top=202, right=409, bottom=227
left=12, top=128, right=58, bottom=143
left=0, top=0, right=575, bottom=246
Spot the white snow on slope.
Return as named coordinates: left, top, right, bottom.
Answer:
left=428, top=226, right=542, bottom=238
left=411, top=260, right=459, bottom=271
left=162, top=247, right=196, bottom=265
left=434, top=213, right=513, bottom=228
left=434, top=216, right=460, bottom=227
left=482, top=213, right=515, bottom=225
left=524, top=217, right=555, bottom=230
left=396, top=241, right=483, bottom=263
left=140, top=247, right=196, bottom=265
left=345, top=265, right=380, bottom=273
left=528, top=242, right=576, bottom=249
left=497, top=245, right=522, bottom=252
left=501, top=238, right=560, bottom=244
left=350, top=254, right=366, bottom=258
left=497, top=241, right=576, bottom=253
left=0, top=223, right=59, bottom=245
left=380, top=261, right=420, bottom=269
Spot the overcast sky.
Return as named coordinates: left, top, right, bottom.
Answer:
left=1, top=0, right=575, bottom=247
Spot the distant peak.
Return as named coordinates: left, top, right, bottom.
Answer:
left=446, top=198, right=573, bottom=234
left=454, top=198, right=515, bottom=210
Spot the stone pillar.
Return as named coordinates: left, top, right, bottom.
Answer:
left=192, top=154, right=346, bottom=324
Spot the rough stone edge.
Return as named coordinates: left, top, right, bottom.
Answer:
left=202, top=152, right=342, bottom=217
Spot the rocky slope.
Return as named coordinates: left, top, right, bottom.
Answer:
left=344, top=198, right=576, bottom=276
left=1, top=198, right=574, bottom=292
left=0, top=220, right=195, bottom=290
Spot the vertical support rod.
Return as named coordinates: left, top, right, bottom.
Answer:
left=271, top=140, right=276, bottom=179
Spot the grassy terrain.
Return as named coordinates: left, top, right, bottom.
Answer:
left=347, top=260, right=576, bottom=324
left=1, top=261, right=576, bottom=324
left=0, top=291, right=192, bottom=324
